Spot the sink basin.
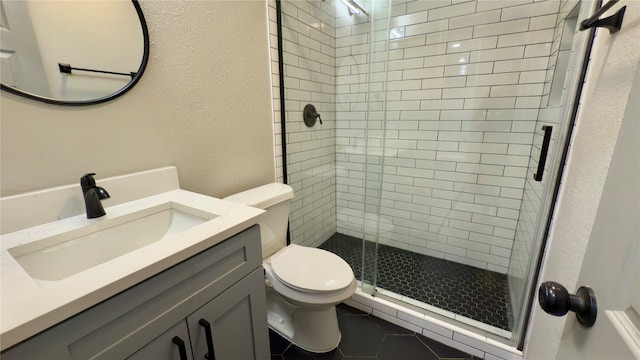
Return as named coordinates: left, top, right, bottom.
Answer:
left=7, top=202, right=217, bottom=281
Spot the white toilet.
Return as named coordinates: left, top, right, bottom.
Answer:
left=224, top=183, right=356, bottom=353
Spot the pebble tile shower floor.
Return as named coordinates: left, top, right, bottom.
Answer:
left=270, top=303, right=479, bottom=360
left=319, top=233, right=513, bottom=331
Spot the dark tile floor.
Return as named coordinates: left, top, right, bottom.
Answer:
left=319, top=233, right=513, bottom=331
left=269, top=304, right=479, bottom=360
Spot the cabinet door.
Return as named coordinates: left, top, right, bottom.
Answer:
left=187, top=268, right=269, bottom=360
left=127, top=320, right=193, bottom=360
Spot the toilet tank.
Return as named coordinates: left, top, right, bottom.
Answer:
left=223, top=183, right=293, bottom=258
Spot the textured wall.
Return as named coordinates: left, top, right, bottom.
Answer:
left=1, top=1, right=275, bottom=199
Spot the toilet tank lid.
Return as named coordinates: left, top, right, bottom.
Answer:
left=223, top=183, right=293, bottom=209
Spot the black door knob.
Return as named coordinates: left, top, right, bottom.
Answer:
left=538, top=281, right=597, bottom=327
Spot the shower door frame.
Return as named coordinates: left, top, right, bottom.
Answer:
left=510, top=0, right=598, bottom=349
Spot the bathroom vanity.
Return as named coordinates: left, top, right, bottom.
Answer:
left=3, top=226, right=268, bottom=359
left=0, top=167, right=270, bottom=359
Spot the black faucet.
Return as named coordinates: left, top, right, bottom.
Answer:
left=81, top=173, right=110, bottom=218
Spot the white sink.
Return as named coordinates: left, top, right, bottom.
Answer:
left=7, top=202, right=216, bottom=281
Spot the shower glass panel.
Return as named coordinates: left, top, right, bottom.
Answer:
left=338, top=0, right=394, bottom=293
left=279, top=0, right=595, bottom=347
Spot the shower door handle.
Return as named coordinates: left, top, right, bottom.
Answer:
left=538, top=281, right=597, bottom=327
left=534, top=126, right=553, bottom=181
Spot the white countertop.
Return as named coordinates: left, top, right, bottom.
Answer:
left=0, top=189, right=264, bottom=351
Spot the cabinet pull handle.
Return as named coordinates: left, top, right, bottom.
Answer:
left=534, top=125, right=553, bottom=181
left=172, top=336, right=189, bottom=360
left=199, top=319, right=216, bottom=360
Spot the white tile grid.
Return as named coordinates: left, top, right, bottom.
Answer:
left=334, top=0, right=557, bottom=271
left=279, top=0, right=338, bottom=247
left=345, top=288, right=524, bottom=360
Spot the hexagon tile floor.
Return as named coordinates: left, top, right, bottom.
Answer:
left=270, top=304, right=479, bottom=360
left=319, top=233, right=513, bottom=331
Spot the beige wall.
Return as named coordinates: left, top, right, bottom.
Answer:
left=1, top=1, right=275, bottom=198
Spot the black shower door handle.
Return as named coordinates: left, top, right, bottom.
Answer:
left=534, top=126, right=553, bottom=182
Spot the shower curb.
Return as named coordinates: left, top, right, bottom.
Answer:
left=345, top=288, right=524, bottom=360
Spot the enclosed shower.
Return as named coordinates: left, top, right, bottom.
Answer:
left=272, top=0, right=593, bottom=348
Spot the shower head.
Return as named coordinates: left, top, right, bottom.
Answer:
left=341, top=0, right=368, bottom=16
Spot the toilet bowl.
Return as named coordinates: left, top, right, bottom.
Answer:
left=224, top=183, right=356, bottom=353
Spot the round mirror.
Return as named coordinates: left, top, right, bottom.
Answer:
left=0, top=0, right=149, bottom=106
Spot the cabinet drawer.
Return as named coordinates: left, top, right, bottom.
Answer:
left=2, top=225, right=262, bottom=360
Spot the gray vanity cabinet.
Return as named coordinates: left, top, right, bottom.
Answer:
left=128, top=268, right=267, bottom=360
left=2, top=225, right=270, bottom=360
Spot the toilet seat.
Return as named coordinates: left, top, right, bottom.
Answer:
left=270, top=245, right=354, bottom=293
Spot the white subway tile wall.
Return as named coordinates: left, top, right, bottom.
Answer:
left=279, top=0, right=338, bottom=248
left=335, top=0, right=558, bottom=273
left=272, top=0, right=564, bottom=272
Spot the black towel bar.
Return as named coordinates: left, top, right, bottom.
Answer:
left=58, top=63, right=137, bottom=79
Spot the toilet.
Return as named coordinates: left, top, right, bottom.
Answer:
left=224, top=183, right=356, bottom=353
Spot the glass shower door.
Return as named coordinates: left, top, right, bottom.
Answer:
left=358, top=0, right=598, bottom=345
left=349, top=0, right=393, bottom=294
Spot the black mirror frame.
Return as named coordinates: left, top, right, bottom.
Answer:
left=0, top=0, right=149, bottom=106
